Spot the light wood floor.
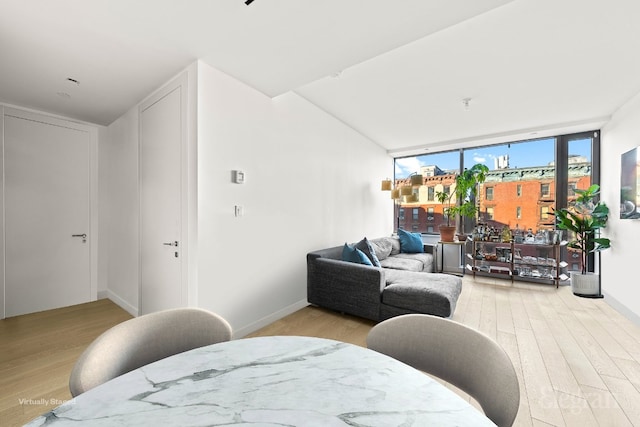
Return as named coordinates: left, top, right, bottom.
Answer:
left=0, top=299, right=133, bottom=426
left=2, top=276, right=640, bottom=427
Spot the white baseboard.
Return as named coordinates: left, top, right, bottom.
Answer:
left=105, top=289, right=138, bottom=317
left=603, top=291, right=640, bottom=327
left=96, top=292, right=308, bottom=335
left=232, top=299, right=309, bottom=339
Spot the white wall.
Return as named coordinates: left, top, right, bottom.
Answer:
left=196, top=62, right=394, bottom=336
left=102, top=65, right=199, bottom=316
left=601, top=92, right=640, bottom=323
left=101, top=106, right=140, bottom=315
left=0, top=107, right=4, bottom=317
left=100, top=61, right=394, bottom=332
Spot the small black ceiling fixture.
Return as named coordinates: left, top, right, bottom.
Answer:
left=245, top=0, right=255, bottom=5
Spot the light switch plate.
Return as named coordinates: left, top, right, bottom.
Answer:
left=232, top=170, right=245, bottom=184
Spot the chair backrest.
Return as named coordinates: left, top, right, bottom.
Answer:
left=69, top=307, right=232, bottom=397
left=367, top=314, right=519, bottom=427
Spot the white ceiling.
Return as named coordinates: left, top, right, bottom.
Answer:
left=2, top=0, right=640, bottom=156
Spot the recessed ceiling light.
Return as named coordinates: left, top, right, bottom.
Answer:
left=56, top=92, right=71, bottom=99
left=66, top=77, right=80, bottom=86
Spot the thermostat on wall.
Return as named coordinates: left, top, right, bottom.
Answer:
left=232, top=170, right=245, bottom=184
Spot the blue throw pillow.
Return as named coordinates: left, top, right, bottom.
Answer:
left=342, top=243, right=373, bottom=266
left=355, top=237, right=381, bottom=267
left=397, top=229, right=424, bottom=254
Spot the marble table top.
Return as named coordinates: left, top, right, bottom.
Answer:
left=27, top=336, right=496, bottom=426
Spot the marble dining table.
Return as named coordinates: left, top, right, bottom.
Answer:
left=26, top=336, right=496, bottom=426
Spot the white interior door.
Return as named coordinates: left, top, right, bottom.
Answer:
left=4, top=113, right=91, bottom=317
left=140, top=85, right=184, bottom=315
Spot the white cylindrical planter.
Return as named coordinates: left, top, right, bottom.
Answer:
left=570, top=272, right=600, bottom=296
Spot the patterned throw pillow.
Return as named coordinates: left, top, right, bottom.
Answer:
left=355, top=237, right=381, bottom=267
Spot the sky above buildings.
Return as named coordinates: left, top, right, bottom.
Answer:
left=395, top=137, right=592, bottom=178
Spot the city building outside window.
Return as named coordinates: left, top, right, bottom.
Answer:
left=516, top=206, right=521, bottom=219
left=516, top=184, right=522, bottom=197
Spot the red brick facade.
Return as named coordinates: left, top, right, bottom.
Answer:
left=396, top=163, right=591, bottom=235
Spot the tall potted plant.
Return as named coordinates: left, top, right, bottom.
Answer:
left=436, top=164, right=489, bottom=242
left=553, top=184, right=610, bottom=297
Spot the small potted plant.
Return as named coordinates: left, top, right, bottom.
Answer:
left=553, top=184, right=610, bottom=297
left=435, top=189, right=457, bottom=242
left=436, top=164, right=489, bottom=242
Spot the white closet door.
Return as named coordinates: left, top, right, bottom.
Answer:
left=4, top=114, right=91, bottom=317
left=139, top=85, right=184, bottom=315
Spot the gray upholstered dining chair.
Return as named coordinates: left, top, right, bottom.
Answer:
left=367, top=314, right=519, bottom=427
left=69, top=307, right=232, bottom=397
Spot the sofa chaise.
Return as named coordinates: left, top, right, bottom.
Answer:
left=307, top=235, right=462, bottom=321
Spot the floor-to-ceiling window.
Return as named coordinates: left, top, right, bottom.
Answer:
left=462, top=137, right=557, bottom=236
left=393, top=131, right=598, bottom=274
left=559, top=131, right=598, bottom=272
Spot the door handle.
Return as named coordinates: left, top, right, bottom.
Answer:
left=72, top=233, right=87, bottom=243
left=163, top=241, right=179, bottom=247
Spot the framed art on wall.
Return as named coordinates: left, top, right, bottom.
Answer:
left=620, top=146, right=640, bottom=219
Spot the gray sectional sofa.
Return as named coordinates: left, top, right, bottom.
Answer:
left=307, top=235, right=462, bottom=321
